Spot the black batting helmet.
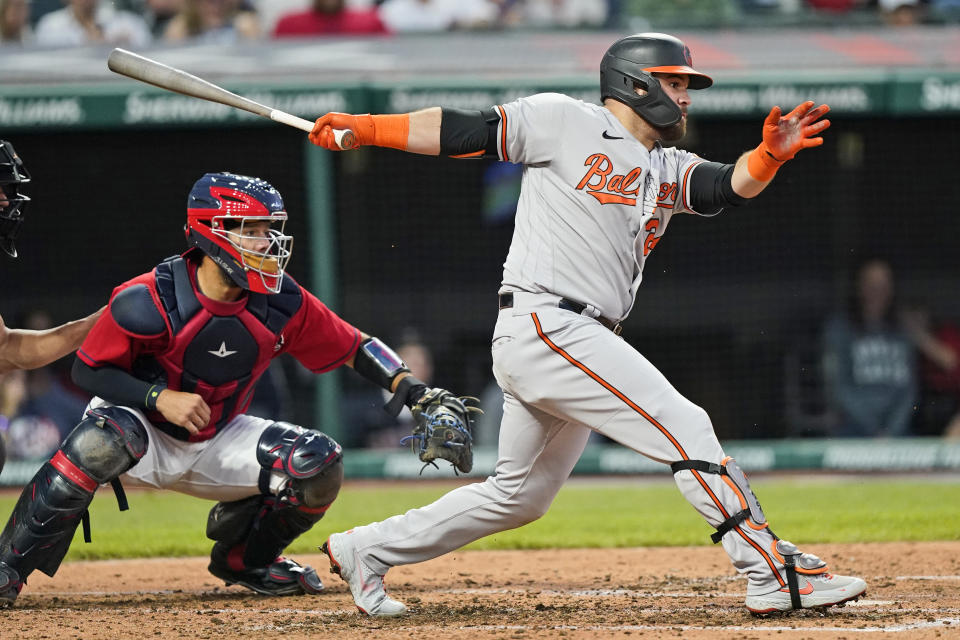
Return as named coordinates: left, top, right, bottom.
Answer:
left=600, top=33, right=713, bottom=129
left=0, top=140, right=31, bottom=259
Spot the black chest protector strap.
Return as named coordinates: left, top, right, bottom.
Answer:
left=155, top=256, right=203, bottom=334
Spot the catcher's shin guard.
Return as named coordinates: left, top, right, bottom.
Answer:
left=207, top=423, right=342, bottom=594
left=0, top=407, right=147, bottom=583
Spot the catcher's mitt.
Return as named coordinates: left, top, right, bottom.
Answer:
left=401, top=388, right=482, bottom=474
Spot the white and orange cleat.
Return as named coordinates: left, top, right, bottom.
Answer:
left=745, top=540, right=866, bottom=614
left=321, top=532, right=407, bottom=617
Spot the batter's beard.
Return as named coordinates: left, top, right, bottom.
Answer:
left=658, top=120, right=686, bottom=142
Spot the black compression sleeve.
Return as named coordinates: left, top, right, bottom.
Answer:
left=72, top=358, right=166, bottom=410
left=689, top=161, right=752, bottom=214
left=439, top=107, right=501, bottom=158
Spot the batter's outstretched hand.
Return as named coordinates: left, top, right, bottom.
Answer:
left=155, top=389, right=210, bottom=436
left=310, top=112, right=367, bottom=150
left=761, top=101, right=830, bottom=161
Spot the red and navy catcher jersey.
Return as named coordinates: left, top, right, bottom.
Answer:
left=77, top=255, right=360, bottom=441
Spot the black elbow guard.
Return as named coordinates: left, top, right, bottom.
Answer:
left=353, top=337, right=429, bottom=417
left=689, top=162, right=751, bottom=214
left=353, top=337, right=409, bottom=390
left=439, top=107, right=501, bottom=158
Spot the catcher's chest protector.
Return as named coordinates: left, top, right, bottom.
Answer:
left=144, top=256, right=302, bottom=439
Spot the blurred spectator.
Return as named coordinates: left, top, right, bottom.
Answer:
left=163, top=0, right=259, bottom=43
left=273, top=0, right=388, bottom=37
left=739, top=0, right=786, bottom=9
left=34, top=0, right=152, bottom=47
left=27, top=0, right=64, bottom=25
left=878, top=0, right=922, bottom=25
left=0, top=0, right=32, bottom=45
left=251, top=0, right=307, bottom=35
left=0, top=369, right=27, bottom=460
left=821, top=259, right=918, bottom=437
left=520, top=0, right=607, bottom=28
left=805, top=0, right=861, bottom=11
left=142, top=0, right=182, bottom=37
left=901, top=306, right=960, bottom=437
left=378, top=0, right=499, bottom=32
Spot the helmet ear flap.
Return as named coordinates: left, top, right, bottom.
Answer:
left=184, top=227, right=251, bottom=290
left=600, top=32, right=711, bottom=129
left=601, top=65, right=682, bottom=129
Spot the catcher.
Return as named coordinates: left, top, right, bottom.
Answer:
left=0, top=171, right=478, bottom=606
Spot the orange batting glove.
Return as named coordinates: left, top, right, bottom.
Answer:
left=747, top=101, right=831, bottom=182
left=309, top=112, right=409, bottom=151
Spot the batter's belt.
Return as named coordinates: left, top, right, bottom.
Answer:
left=498, top=292, right=623, bottom=335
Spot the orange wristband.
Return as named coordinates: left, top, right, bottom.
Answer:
left=746, top=142, right=785, bottom=182
left=352, top=113, right=409, bottom=150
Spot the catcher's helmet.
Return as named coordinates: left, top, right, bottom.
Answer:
left=0, top=140, right=31, bottom=259
left=600, top=33, right=713, bottom=129
left=185, top=172, right=293, bottom=294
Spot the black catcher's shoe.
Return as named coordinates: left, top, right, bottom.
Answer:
left=0, top=562, right=23, bottom=608
left=208, top=543, right=323, bottom=596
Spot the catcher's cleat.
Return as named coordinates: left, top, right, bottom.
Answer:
left=745, top=572, right=866, bottom=615
left=322, top=532, right=407, bottom=617
left=208, top=545, right=323, bottom=596
left=0, top=562, right=23, bottom=608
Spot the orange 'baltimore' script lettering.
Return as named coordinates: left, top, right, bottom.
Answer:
left=575, top=153, right=643, bottom=206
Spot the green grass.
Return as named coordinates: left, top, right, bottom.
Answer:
left=0, top=477, right=956, bottom=561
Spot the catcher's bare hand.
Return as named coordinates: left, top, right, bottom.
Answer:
left=761, top=101, right=831, bottom=161
left=404, top=388, right=482, bottom=475
left=155, top=389, right=209, bottom=436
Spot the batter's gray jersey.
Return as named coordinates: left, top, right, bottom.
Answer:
left=326, top=94, right=808, bottom=599
left=494, top=93, right=715, bottom=322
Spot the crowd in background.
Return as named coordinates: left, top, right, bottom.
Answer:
left=3, top=0, right=960, bottom=47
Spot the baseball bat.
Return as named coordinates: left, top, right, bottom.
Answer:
left=107, top=48, right=355, bottom=149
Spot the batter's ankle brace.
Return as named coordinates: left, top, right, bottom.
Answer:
left=777, top=540, right=804, bottom=610
left=670, top=457, right=766, bottom=544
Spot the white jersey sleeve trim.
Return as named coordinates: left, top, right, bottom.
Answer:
left=495, top=104, right=509, bottom=162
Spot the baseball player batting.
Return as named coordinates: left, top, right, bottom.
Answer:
left=0, top=171, right=475, bottom=606
left=308, top=32, right=867, bottom=616
left=0, top=141, right=102, bottom=482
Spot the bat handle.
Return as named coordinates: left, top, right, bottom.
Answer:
left=268, top=110, right=355, bottom=150
left=333, top=128, right=356, bottom=150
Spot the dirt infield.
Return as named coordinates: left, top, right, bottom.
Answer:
left=5, top=541, right=959, bottom=639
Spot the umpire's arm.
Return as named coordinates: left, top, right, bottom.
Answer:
left=0, top=307, right=103, bottom=374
